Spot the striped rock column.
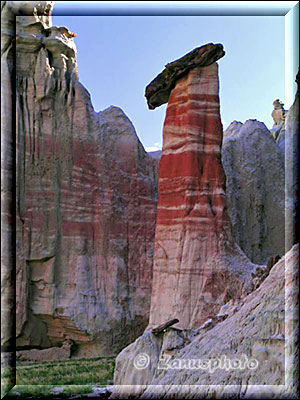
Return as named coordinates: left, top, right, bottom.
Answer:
left=149, top=63, right=255, bottom=329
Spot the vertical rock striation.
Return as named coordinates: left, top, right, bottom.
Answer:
left=1, top=2, right=158, bottom=356
left=146, top=44, right=258, bottom=330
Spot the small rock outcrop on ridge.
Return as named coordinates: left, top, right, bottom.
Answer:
left=270, top=98, right=286, bottom=154
left=146, top=44, right=260, bottom=331
left=271, top=99, right=286, bottom=137
left=1, top=1, right=158, bottom=357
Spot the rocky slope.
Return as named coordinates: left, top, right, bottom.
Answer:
left=1, top=1, right=158, bottom=356
left=111, top=243, right=298, bottom=399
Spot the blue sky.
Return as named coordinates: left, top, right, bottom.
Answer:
left=52, top=3, right=287, bottom=151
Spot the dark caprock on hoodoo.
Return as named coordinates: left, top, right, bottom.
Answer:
left=145, top=42, right=225, bottom=109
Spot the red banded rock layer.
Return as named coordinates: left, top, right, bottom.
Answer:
left=149, top=63, right=257, bottom=330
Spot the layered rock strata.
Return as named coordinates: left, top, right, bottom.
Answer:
left=146, top=45, right=261, bottom=331
left=1, top=2, right=158, bottom=357
left=112, top=47, right=299, bottom=400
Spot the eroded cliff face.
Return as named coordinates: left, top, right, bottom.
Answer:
left=1, top=2, right=158, bottom=356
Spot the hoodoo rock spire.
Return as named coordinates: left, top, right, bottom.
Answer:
left=147, top=43, right=257, bottom=329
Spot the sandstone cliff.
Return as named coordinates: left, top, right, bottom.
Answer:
left=1, top=1, right=158, bottom=356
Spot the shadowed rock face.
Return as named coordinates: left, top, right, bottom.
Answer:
left=145, top=43, right=225, bottom=110
left=1, top=2, right=158, bottom=356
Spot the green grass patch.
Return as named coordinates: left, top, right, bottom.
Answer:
left=1, top=357, right=114, bottom=399
left=1, top=366, right=15, bottom=399
left=15, top=357, right=115, bottom=386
